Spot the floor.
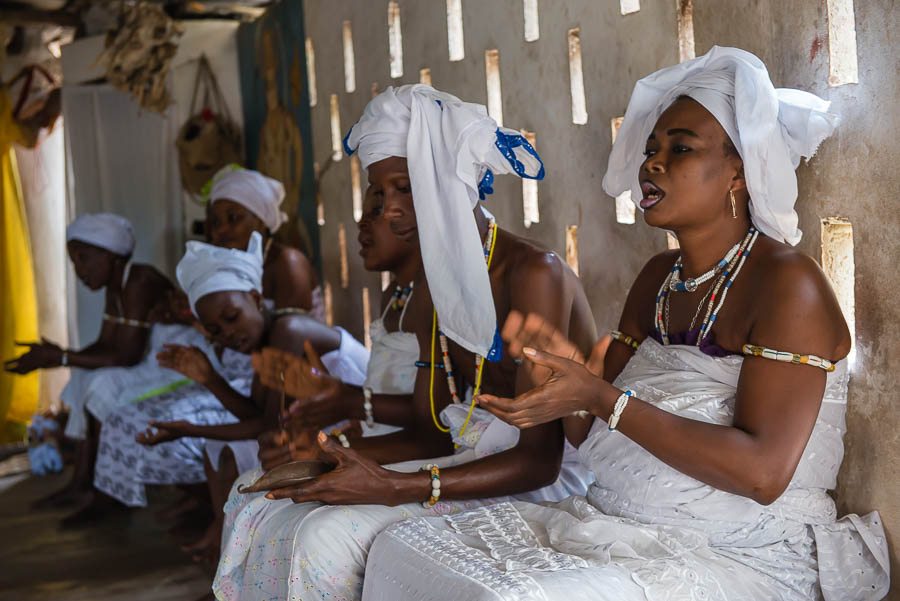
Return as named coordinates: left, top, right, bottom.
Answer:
left=0, top=466, right=212, bottom=601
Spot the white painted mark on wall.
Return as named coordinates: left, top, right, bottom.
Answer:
left=420, top=67, right=432, bottom=85
left=351, top=155, right=363, bottom=222
left=362, top=287, right=372, bottom=349
left=342, top=21, right=356, bottom=93
left=821, top=217, right=856, bottom=366
left=339, top=222, right=350, bottom=289
left=314, top=161, right=325, bottom=225
left=826, top=0, right=859, bottom=86
left=524, top=0, right=539, bottom=42
left=330, top=94, right=343, bottom=161
left=324, top=281, right=334, bottom=326
left=305, top=38, right=318, bottom=107
left=567, top=27, right=588, bottom=125
left=388, top=1, right=404, bottom=78
left=485, top=49, right=503, bottom=126
left=620, top=0, right=640, bottom=15
left=521, top=129, right=540, bottom=227
left=382, top=271, right=391, bottom=291
left=676, top=0, right=695, bottom=62
left=565, top=225, right=579, bottom=276
left=610, top=116, right=635, bottom=224
left=447, top=0, right=465, bottom=61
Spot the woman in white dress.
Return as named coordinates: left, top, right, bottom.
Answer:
left=213, top=85, right=597, bottom=601
left=362, top=47, right=889, bottom=601
left=4, top=212, right=171, bottom=511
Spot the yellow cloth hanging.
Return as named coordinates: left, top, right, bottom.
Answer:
left=0, top=88, right=40, bottom=442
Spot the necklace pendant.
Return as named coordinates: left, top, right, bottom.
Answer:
left=684, top=278, right=699, bottom=293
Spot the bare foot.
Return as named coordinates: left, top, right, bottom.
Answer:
left=182, top=519, right=222, bottom=566
left=155, top=493, right=201, bottom=523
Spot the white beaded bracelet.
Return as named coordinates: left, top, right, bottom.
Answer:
left=608, top=390, right=634, bottom=432
left=421, top=463, right=441, bottom=508
left=331, top=429, right=351, bottom=448
left=362, top=387, right=374, bottom=428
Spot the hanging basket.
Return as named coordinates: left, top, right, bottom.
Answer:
left=176, top=55, right=243, bottom=197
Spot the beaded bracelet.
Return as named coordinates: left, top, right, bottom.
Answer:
left=362, top=387, right=374, bottom=428
left=331, top=429, right=351, bottom=448
left=742, top=344, right=836, bottom=372
left=421, top=463, right=441, bottom=508
left=610, top=330, right=640, bottom=352
left=60, top=351, right=69, bottom=367
left=608, top=389, right=634, bottom=432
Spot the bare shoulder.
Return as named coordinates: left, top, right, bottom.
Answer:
left=126, top=263, right=172, bottom=295
left=272, top=244, right=314, bottom=277
left=501, top=230, right=566, bottom=287
left=269, top=314, right=339, bottom=355
left=748, top=237, right=850, bottom=359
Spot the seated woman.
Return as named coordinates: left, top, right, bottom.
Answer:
left=150, top=234, right=367, bottom=560
left=363, top=47, right=890, bottom=601
left=213, top=84, right=597, bottom=601
left=92, top=168, right=326, bottom=522
left=206, top=166, right=323, bottom=319
left=4, top=212, right=170, bottom=508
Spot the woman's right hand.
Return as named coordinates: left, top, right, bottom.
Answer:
left=136, top=420, right=193, bottom=446
left=252, top=342, right=334, bottom=399
left=157, top=344, right=214, bottom=385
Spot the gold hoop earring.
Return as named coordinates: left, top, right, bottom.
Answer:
left=729, top=189, right=737, bottom=219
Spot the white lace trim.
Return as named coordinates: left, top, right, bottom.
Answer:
left=388, top=517, right=549, bottom=601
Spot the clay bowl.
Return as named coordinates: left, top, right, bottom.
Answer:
left=237, top=460, right=333, bottom=494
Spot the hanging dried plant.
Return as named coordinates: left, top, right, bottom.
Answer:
left=96, top=2, right=183, bottom=112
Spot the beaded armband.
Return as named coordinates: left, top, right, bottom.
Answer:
left=610, top=330, right=640, bottom=351
left=742, top=344, right=836, bottom=372
left=331, top=429, right=351, bottom=448
left=362, top=387, right=374, bottom=428
left=421, top=463, right=442, bottom=508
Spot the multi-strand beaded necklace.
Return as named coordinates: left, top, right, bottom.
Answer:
left=429, top=219, right=498, bottom=436
left=656, top=226, right=759, bottom=346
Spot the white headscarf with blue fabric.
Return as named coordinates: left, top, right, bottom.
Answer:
left=603, top=46, right=839, bottom=245
left=344, top=84, right=544, bottom=358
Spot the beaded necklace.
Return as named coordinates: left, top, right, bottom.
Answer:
left=429, top=219, right=497, bottom=435
left=668, top=240, right=740, bottom=292
left=656, top=227, right=758, bottom=346
left=390, top=282, right=414, bottom=311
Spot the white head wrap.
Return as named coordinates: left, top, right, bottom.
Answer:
left=210, top=167, right=287, bottom=232
left=344, top=84, right=544, bottom=356
left=66, top=213, right=135, bottom=257
left=177, top=231, right=264, bottom=314
left=602, top=46, right=839, bottom=245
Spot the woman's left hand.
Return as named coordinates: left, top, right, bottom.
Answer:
left=477, top=346, right=605, bottom=429
left=265, top=431, right=399, bottom=505
left=3, top=339, right=64, bottom=374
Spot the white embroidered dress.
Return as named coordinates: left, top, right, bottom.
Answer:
left=363, top=339, right=890, bottom=601
left=212, top=310, right=594, bottom=601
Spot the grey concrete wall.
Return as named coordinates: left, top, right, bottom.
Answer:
left=304, top=1, right=897, bottom=594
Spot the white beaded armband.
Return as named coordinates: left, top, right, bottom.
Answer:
left=362, top=387, right=374, bottom=428
left=608, top=390, right=634, bottom=432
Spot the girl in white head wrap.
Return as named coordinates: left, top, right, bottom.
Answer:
left=603, top=45, right=838, bottom=244
left=66, top=212, right=135, bottom=257
left=177, top=231, right=264, bottom=316
left=344, top=84, right=544, bottom=358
